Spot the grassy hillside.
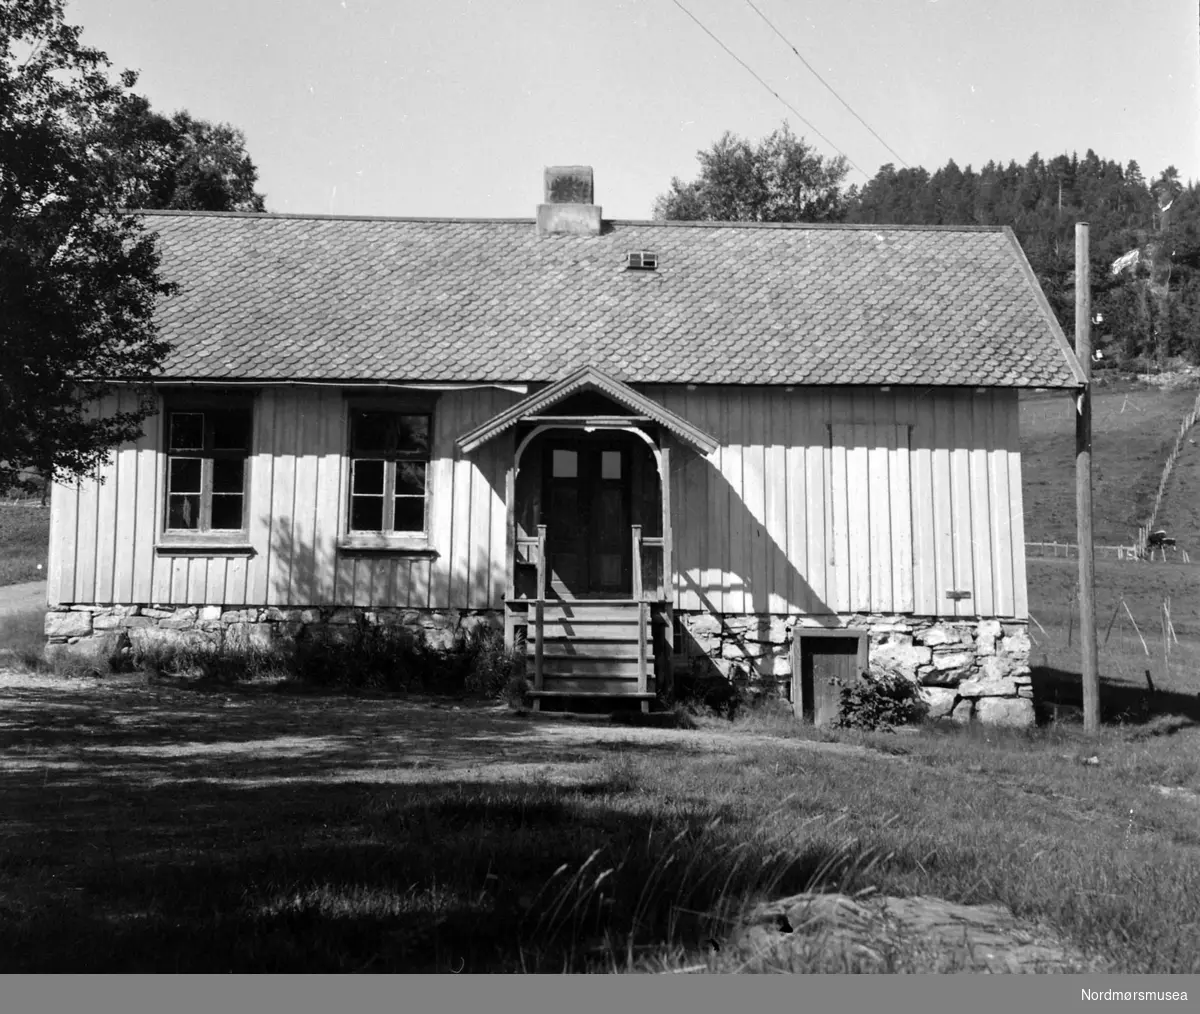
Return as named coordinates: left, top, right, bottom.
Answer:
left=1020, top=381, right=1200, bottom=547
left=1154, top=426, right=1200, bottom=554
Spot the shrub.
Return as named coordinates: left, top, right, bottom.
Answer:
left=292, top=620, right=438, bottom=691
left=291, top=619, right=522, bottom=699
left=117, top=618, right=524, bottom=700
left=674, top=662, right=744, bottom=720
left=503, top=674, right=532, bottom=710
left=833, top=665, right=928, bottom=732
left=458, top=624, right=521, bottom=698
left=132, top=632, right=290, bottom=683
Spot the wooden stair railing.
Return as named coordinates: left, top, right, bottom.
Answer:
left=534, top=524, right=546, bottom=705
left=632, top=525, right=647, bottom=699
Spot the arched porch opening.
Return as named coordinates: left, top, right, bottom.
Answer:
left=455, top=365, right=718, bottom=710
left=511, top=423, right=663, bottom=602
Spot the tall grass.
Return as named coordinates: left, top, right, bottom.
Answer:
left=102, top=620, right=529, bottom=703
left=0, top=608, right=47, bottom=669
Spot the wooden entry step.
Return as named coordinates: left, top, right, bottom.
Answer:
left=521, top=598, right=655, bottom=709
left=527, top=691, right=657, bottom=700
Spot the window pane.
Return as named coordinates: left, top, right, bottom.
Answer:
left=211, top=412, right=251, bottom=451
left=393, top=496, right=425, bottom=533
left=395, top=461, right=425, bottom=496
left=396, top=415, right=430, bottom=456
left=212, top=457, right=244, bottom=494
left=351, top=496, right=384, bottom=531
left=168, top=457, right=202, bottom=493
left=601, top=450, right=622, bottom=480
left=210, top=494, right=244, bottom=530
left=169, top=414, right=203, bottom=451
left=352, top=458, right=385, bottom=495
left=168, top=494, right=200, bottom=530
left=352, top=412, right=431, bottom=457
left=352, top=411, right=393, bottom=453
left=552, top=449, right=578, bottom=478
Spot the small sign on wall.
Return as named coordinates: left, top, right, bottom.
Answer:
left=946, top=590, right=972, bottom=602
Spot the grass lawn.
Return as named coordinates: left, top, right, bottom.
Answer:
left=0, top=502, right=50, bottom=587
left=1020, top=381, right=1200, bottom=547
left=1, top=671, right=1199, bottom=973
left=1026, top=558, right=1200, bottom=723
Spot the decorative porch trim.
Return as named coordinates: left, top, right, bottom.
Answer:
left=455, top=365, right=719, bottom=455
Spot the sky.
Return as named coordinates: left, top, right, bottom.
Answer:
left=67, top=0, right=1200, bottom=220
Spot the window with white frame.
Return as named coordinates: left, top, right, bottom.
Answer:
left=348, top=410, right=431, bottom=535
left=164, top=404, right=252, bottom=533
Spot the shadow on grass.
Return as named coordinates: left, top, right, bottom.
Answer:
left=0, top=679, right=868, bottom=972
left=1031, top=663, right=1200, bottom=726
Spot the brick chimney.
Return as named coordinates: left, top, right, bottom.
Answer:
left=536, top=165, right=601, bottom=236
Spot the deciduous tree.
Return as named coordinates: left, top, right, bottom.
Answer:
left=654, top=122, right=848, bottom=223
left=101, top=95, right=266, bottom=212
left=0, top=0, right=174, bottom=492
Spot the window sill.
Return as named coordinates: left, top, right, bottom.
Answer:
left=336, top=535, right=439, bottom=557
left=156, top=540, right=256, bottom=557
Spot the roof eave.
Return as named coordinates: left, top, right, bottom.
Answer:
left=1002, top=226, right=1088, bottom=389
left=456, top=365, right=719, bottom=456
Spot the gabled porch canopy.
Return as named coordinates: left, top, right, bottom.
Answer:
left=455, top=365, right=719, bottom=455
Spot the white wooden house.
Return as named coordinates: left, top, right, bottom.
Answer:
left=45, top=167, right=1086, bottom=724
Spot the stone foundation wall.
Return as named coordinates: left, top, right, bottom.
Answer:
left=677, top=612, right=1034, bottom=727
left=43, top=604, right=503, bottom=661
left=45, top=603, right=1033, bottom=726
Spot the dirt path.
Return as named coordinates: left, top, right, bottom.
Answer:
left=0, top=670, right=871, bottom=788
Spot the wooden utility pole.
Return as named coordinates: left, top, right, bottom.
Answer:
left=1076, top=222, right=1100, bottom=732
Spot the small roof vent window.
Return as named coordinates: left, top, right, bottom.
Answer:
left=626, top=251, right=658, bottom=271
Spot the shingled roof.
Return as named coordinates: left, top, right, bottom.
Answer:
left=142, top=210, right=1085, bottom=388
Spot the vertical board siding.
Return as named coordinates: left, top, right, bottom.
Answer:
left=645, top=385, right=1026, bottom=620
left=743, top=391, right=769, bottom=615
left=890, top=424, right=915, bottom=614
left=804, top=394, right=828, bottom=612
left=829, top=420, right=912, bottom=616
left=765, top=395, right=788, bottom=615
left=949, top=394, right=976, bottom=617
left=245, top=389, right=277, bottom=606
left=287, top=389, right=322, bottom=605
left=930, top=404, right=956, bottom=615
left=704, top=391, right=726, bottom=612
left=46, top=467, right=79, bottom=608
left=49, top=384, right=1027, bottom=620
left=107, top=391, right=137, bottom=602
left=1005, top=394, right=1029, bottom=618
left=72, top=400, right=101, bottom=603
left=266, top=388, right=299, bottom=606
left=909, top=394, right=937, bottom=616
left=969, top=396, right=996, bottom=618
left=48, top=385, right=519, bottom=612
left=311, top=390, right=344, bottom=606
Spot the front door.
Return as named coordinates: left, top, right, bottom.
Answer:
left=543, top=439, right=631, bottom=598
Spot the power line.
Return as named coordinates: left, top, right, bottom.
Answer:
left=667, top=0, right=868, bottom=179
left=743, top=0, right=910, bottom=168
